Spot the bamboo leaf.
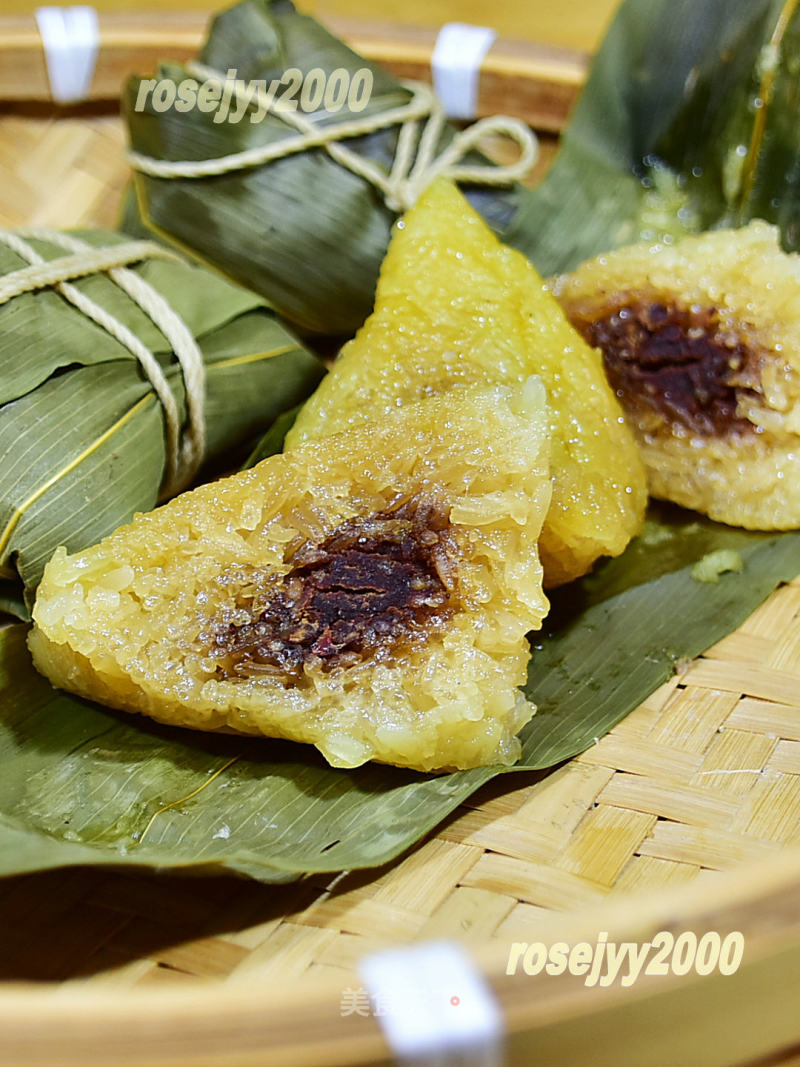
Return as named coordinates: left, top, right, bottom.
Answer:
left=122, top=0, right=523, bottom=335
left=242, top=403, right=301, bottom=467
left=0, top=582, right=29, bottom=623
left=519, top=512, right=791, bottom=767
left=511, top=0, right=800, bottom=272
left=0, top=231, right=324, bottom=615
left=0, top=366, right=163, bottom=599
left=0, top=232, right=266, bottom=405
left=2, top=508, right=798, bottom=881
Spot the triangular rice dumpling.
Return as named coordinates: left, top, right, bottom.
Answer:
left=29, top=382, right=551, bottom=772
left=288, top=178, right=647, bottom=586
left=553, top=222, right=800, bottom=530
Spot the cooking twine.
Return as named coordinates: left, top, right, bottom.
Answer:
left=127, top=67, right=539, bottom=212
left=0, top=230, right=206, bottom=497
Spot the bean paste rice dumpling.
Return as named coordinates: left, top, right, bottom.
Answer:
left=29, top=382, right=552, bottom=772
left=553, top=222, right=800, bottom=530
left=287, top=179, right=647, bottom=587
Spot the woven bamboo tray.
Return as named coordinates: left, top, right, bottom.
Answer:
left=2, top=12, right=800, bottom=1066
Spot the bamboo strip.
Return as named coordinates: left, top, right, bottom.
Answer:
left=694, top=730, right=778, bottom=796
left=636, top=822, right=782, bottom=870
left=597, top=772, right=740, bottom=829
left=462, top=853, right=610, bottom=910
left=727, top=697, right=800, bottom=740
left=647, top=687, right=741, bottom=753
left=681, top=661, right=800, bottom=706
left=576, top=735, right=703, bottom=782
left=769, top=740, right=800, bottom=774
left=559, top=806, right=657, bottom=886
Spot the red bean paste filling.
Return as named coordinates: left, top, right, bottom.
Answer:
left=211, top=498, right=456, bottom=679
left=572, top=301, right=761, bottom=436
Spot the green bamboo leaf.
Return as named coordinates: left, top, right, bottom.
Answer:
left=519, top=513, right=791, bottom=767
left=0, top=230, right=324, bottom=616
left=242, top=402, right=301, bottom=467
left=122, top=0, right=523, bottom=335
left=511, top=0, right=800, bottom=272
left=2, top=507, right=798, bottom=881
left=0, top=232, right=267, bottom=406
left=724, top=0, right=800, bottom=242
left=0, top=365, right=164, bottom=598
left=1, top=337, right=322, bottom=605
left=0, top=582, right=29, bottom=623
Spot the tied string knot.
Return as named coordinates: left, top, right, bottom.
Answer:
left=127, top=66, right=539, bottom=213
left=0, top=230, right=206, bottom=497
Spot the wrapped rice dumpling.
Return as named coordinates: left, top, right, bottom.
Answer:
left=29, top=381, right=552, bottom=772
left=553, top=222, right=800, bottom=529
left=288, top=179, right=647, bottom=586
left=0, top=228, right=322, bottom=618
left=123, top=0, right=528, bottom=336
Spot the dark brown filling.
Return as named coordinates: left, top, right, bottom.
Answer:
left=570, top=300, right=760, bottom=436
left=209, top=497, right=456, bottom=680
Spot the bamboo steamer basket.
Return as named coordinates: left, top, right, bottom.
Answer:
left=1, top=12, right=800, bottom=1065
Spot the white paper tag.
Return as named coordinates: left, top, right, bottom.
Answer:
left=359, top=940, right=504, bottom=1066
left=35, top=6, right=100, bottom=104
left=431, top=22, right=497, bottom=121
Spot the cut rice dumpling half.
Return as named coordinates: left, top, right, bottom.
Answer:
left=29, top=381, right=551, bottom=773
left=287, top=179, right=647, bottom=587
left=553, top=222, right=800, bottom=530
